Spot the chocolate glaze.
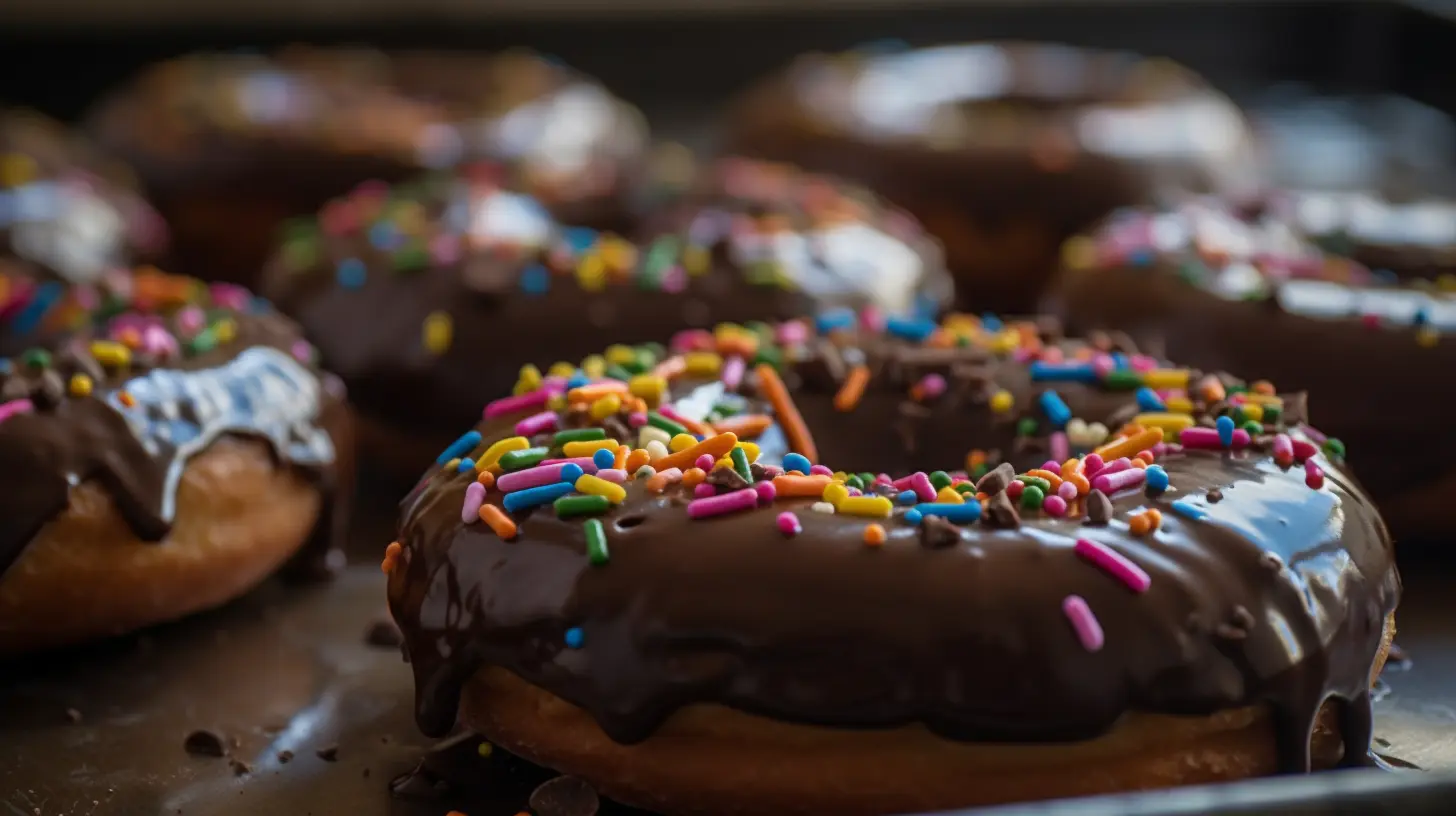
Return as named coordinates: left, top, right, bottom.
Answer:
left=725, top=41, right=1256, bottom=313
left=1051, top=198, right=1456, bottom=540
left=263, top=160, right=949, bottom=467
left=388, top=316, right=1399, bottom=776
left=0, top=268, right=348, bottom=583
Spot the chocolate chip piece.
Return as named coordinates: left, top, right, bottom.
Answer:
left=601, top=415, right=632, bottom=446
left=364, top=619, right=403, bottom=648
left=31, top=370, right=65, bottom=410
left=1231, top=605, right=1256, bottom=630
left=918, top=516, right=961, bottom=549
left=316, top=744, right=339, bottom=762
left=1207, top=489, right=1224, bottom=503
left=529, top=775, right=600, bottom=816
left=706, top=466, right=750, bottom=491
left=1085, top=489, right=1113, bottom=525
left=277, top=750, right=294, bottom=764
left=183, top=730, right=227, bottom=758
left=981, top=491, right=1021, bottom=529
left=976, top=463, right=1015, bottom=495
left=228, top=758, right=251, bottom=776
left=65, top=708, right=82, bottom=724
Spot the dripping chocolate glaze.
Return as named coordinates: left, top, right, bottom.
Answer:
left=0, top=277, right=348, bottom=581
left=388, top=322, right=1399, bottom=774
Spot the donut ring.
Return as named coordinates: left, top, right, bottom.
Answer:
left=1051, top=196, right=1456, bottom=542
left=724, top=41, right=1255, bottom=313
left=86, top=46, right=647, bottom=285
left=0, top=266, right=350, bottom=655
left=386, top=312, right=1399, bottom=813
left=262, top=157, right=950, bottom=483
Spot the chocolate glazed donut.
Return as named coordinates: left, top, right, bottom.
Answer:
left=724, top=42, right=1256, bottom=314
left=86, top=46, right=646, bottom=287
left=261, top=158, right=951, bottom=485
left=1052, top=198, right=1456, bottom=544
left=0, top=267, right=350, bottom=655
left=385, top=312, right=1398, bottom=814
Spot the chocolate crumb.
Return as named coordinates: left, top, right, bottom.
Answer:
left=749, top=462, right=773, bottom=481
left=981, top=491, right=1021, bottom=529
left=918, top=516, right=961, bottom=549
left=1085, top=489, right=1113, bottom=525
left=183, top=730, right=227, bottom=758
left=706, top=466, right=750, bottom=491
left=65, top=708, right=82, bottom=724
left=316, top=744, right=339, bottom=762
left=976, top=462, right=1015, bottom=495
left=1207, top=489, right=1224, bottom=503
left=365, top=619, right=403, bottom=648
left=227, top=758, right=251, bottom=777
left=277, top=750, right=294, bottom=764
left=530, top=775, right=601, bottom=816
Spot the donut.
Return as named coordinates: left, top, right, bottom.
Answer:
left=260, top=157, right=950, bottom=483
left=1051, top=197, right=1456, bottom=542
left=1280, top=191, right=1456, bottom=282
left=0, top=266, right=350, bottom=655
left=724, top=41, right=1256, bottom=313
left=86, top=46, right=646, bottom=286
left=385, top=312, right=1399, bottom=814
left=1, top=109, right=168, bottom=287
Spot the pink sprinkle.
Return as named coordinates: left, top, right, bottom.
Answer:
left=1151, top=442, right=1169, bottom=456
left=1040, top=347, right=1065, bottom=364
left=694, top=454, right=716, bottom=471
left=1303, top=425, right=1328, bottom=445
left=1272, top=433, right=1294, bottom=465
left=515, top=411, right=559, bottom=436
left=143, top=325, right=179, bottom=357
left=1006, top=480, right=1025, bottom=499
left=1074, top=538, right=1151, bottom=593
left=541, top=377, right=570, bottom=395
left=539, top=457, right=599, bottom=474
left=693, top=483, right=717, bottom=498
left=497, top=463, right=579, bottom=493
left=1049, top=432, right=1069, bottom=465
left=1013, top=348, right=1035, bottom=363
left=874, top=474, right=893, bottom=486
left=209, top=283, right=250, bottom=311
left=1097, top=457, right=1133, bottom=477
left=859, top=305, right=884, bottom=331
left=1291, top=438, right=1319, bottom=462
left=596, top=468, right=628, bottom=483
left=661, top=265, right=687, bottom=293
left=1083, top=454, right=1105, bottom=476
left=654, top=467, right=684, bottom=485
left=687, top=488, right=759, bottom=519
left=721, top=356, right=746, bottom=391
left=891, top=471, right=936, bottom=502
left=1129, top=354, right=1159, bottom=372
left=430, top=233, right=462, bottom=265
left=776, top=320, right=809, bottom=345
left=1063, top=595, right=1105, bottom=652
left=289, top=339, right=312, bottom=364
left=1136, top=449, right=1155, bottom=463
left=657, top=405, right=698, bottom=429
left=1091, top=355, right=1116, bottom=378
left=1057, top=481, right=1078, bottom=501
left=670, top=329, right=713, bottom=352
left=176, top=305, right=206, bottom=335
left=846, top=487, right=862, bottom=497
left=916, top=374, right=947, bottom=400
left=1043, top=495, right=1068, bottom=517
left=809, top=465, right=834, bottom=477
left=484, top=389, right=550, bottom=419
left=754, top=481, right=777, bottom=504
left=461, top=482, right=486, bottom=523
left=1305, top=460, right=1325, bottom=490
left=0, top=399, right=34, bottom=423
left=1180, top=427, right=1251, bottom=450
left=1041, top=459, right=1062, bottom=473
left=777, top=511, right=802, bottom=537
left=628, top=412, right=648, bottom=427
left=758, top=465, right=784, bottom=480
left=1092, top=468, right=1146, bottom=494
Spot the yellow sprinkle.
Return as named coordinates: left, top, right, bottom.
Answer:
left=1417, top=327, right=1440, bottom=348
left=1240, top=403, right=1264, bottom=422
left=68, top=374, right=93, bottom=397
left=638, top=426, right=672, bottom=449
left=548, top=361, right=575, bottom=378
left=1164, top=396, right=1194, bottom=414
left=822, top=482, right=850, bottom=507
left=576, top=252, right=608, bottom=291
left=515, top=364, right=543, bottom=395
left=563, top=439, right=618, bottom=458
left=477, top=437, right=529, bottom=472
left=581, top=355, right=606, bottom=378
left=683, top=245, right=710, bottom=276
left=668, top=433, right=697, bottom=453
left=89, top=340, right=131, bottom=367
left=990, top=331, right=1020, bottom=354
left=605, top=344, right=636, bottom=366
left=477, top=741, right=493, bottom=758
left=213, top=318, right=237, bottom=344
left=423, top=311, right=452, bottom=355
left=0, top=152, right=39, bottom=187
left=575, top=473, right=627, bottom=504
left=734, top=441, right=761, bottom=462
left=935, top=486, right=964, bottom=504
left=989, top=390, right=1014, bottom=414
left=831, top=471, right=849, bottom=483
left=1438, top=274, right=1456, bottom=292
left=684, top=352, right=723, bottom=377
left=546, top=394, right=567, bottom=412
left=1061, top=235, right=1098, bottom=270
left=1132, top=412, right=1195, bottom=432
left=838, top=495, right=894, bottom=519
left=1141, top=369, right=1190, bottom=389
left=600, top=236, right=638, bottom=272
left=444, top=457, right=462, bottom=471
left=628, top=374, right=667, bottom=406
left=590, top=394, right=622, bottom=420
left=1242, top=393, right=1283, bottom=407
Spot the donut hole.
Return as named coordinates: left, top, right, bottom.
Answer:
left=614, top=514, right=648, bottom=532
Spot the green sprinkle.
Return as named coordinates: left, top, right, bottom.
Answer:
left=1016, top=418, right=1039, bottom=437
left=21, top=348, right=50, bottom=370
left=857, top=472, right=876, bottom=487
left=1323, top=438, right=1346, bottom=458
left=971, top=462, right=990, bottom=480
left=646, top=412, right=686, bottom=436
left=1019, top=476, right=1051, bottom=494
left=584, top=519, right=610, bottom=565
left=641, top=342, right=667, bottom=362
left=1241, top=421, right=1262, bottom=436
left=1263, top=405, right=1282, bottom=424
left=745, top=260, right=780, bottom=286
left=954, top=481, right=977, bottom=495
left=730, top=446, right=753, bottom=483
left=1020, top=485, right=1046, bottom=509
left=929, top=471, right=952, bottom=491
left=711, top=401, right=740, bottom=417
left=555, top=494, right=612, bottom=519
left=845, top=474, right=865, bottom=490
left=499, top=447, right=550, bottom=471
left=188, top=328, right=218, bottom=354
left=1102, top=371, right=1142, bottom=390
left=394, top=245, right=430, bottom=271
left=554, top=428, right=607, bottom=446
left=752, top=345, right=783, bottom=369
left=604, top=364, right=634, bottom=382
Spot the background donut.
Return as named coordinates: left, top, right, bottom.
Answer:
left=723, top=41, right=1257, bottom=314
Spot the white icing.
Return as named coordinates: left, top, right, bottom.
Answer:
left=848, top=45, right=1012, bottom=136
left=1, top=181, right=127, bottom=283
left=444, top=186, right=554, bottom=249
left=479, top=84, right=623, bottom=172
left=1277, top=280, right=1456, bottom=329
left=1075, top=99, right=1246, bottom=160
left=109, top=347, right=334, bottom=521
left=728, top=222, right=928, bottom=314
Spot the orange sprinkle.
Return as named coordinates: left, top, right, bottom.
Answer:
left=975, top=492, right=989, bottom=502
left=1129, top=514, right=1152, bottom=537
left=1066, top=473, right=1091, bottom=496
left=117, top=391, right=136, bottom=407
left=1147, top=509, right=1164, bottom=529
left=966, top=449, right=988, bottom=473
left=756, top=364, right=817, bottom=463
left=646, top=474, right=671, bottom=493
left=717, top=336, right=757, bottom=359
left=624, top=448, right=651, bottom=473
left=833, top=365, right=871, bottom=412
left=446, top=811, right=469, bottom=816
left=1060, top=458, right=1082, bottom=478
left=1252, top=380, right=1276, bottom=396
left=711, top=413, right=773, bottom=439
left=381, top=541, right=402, bottom=574
left=1095, top=427, right=1163, bottom=461
left=613, top=444, right=630, bottom=470
left=478, top=504, right=518, bottom=540
left=772, top=474, right=832, bottom=497
left=1026, top=468, right=1063, bottom=490
left=1198, top=377, right=1226, bottom=402
left=567, top=381, right=629, bottom=403
left=476, top=470, right=496, bottom=489
left=652, top=432, right=738, bottom=472
left=670, top=412, right=716, bottom=439
left=681, top=467, right=707, bottom=488
left=863, top=524, right=887, bottom=547
left=624, top=397, right=648, bottom=414
left=1131, top=458, right=1148, bottom=470
left=654, top=355, right=687, bottom=379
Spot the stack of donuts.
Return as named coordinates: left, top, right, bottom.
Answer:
left=3, top=37, right=1445, bottom=815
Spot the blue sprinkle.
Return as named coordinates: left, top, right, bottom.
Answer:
left=249, top=295, right=272, bottom=313
left=564, top=627, right=585, bottom=649
left=1111, top=352, right=1130, bottom=370
left=913, top=293, right=939, bottom=320
left=520, top=263, right=550, bottom=296
left=560, top=463, right=585, bottom=484
left=1170, top=499, right=1207, bottom=521
left=886, top=316, right=937, bottom=342
left=980, top=314, right=1003, bottom=332
left=503, top=481, right=576, bottom=513
left=1039, top=390, right=1072, bottom=428
left=567, top=373, right=591, bottom=389
left=815, top=307, right=857, bottom=334
left=856, top=37, right=910, bottom=54
left=782, top=453, right=811, bottom=475
left=368, top=222, right=398, bottom=250
left=11, top=281, right=63, bottom=335
left=1415, top=308, right=1430, bottom=327
left=436, top=430, right=482, bottom=465
left=904, top=508, right=924, bottom=525
left=1029, top=362, right=1096, bottom=383
left=457, top=458, right=476, bottom=473
left=592, top=449, right=616, bottom=470
left=564, top=227, right=599, bottom=253
left=0, top=360, right=11, bottom=375
left=336, top=258, right=366, bottom=289
left=1136, top=387, right=1165, bottom=413
left=915, top=501, right=981, bottom=524
left=1145, top=465, right=1170, bottom=494
left=1373, top=268, right=1398, bottom=284
left=1215, top=415, right=1235, bottom=447
left=897, top=490, right=918, bottom=505
left=1128, top=248, right=1155, bottom=266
